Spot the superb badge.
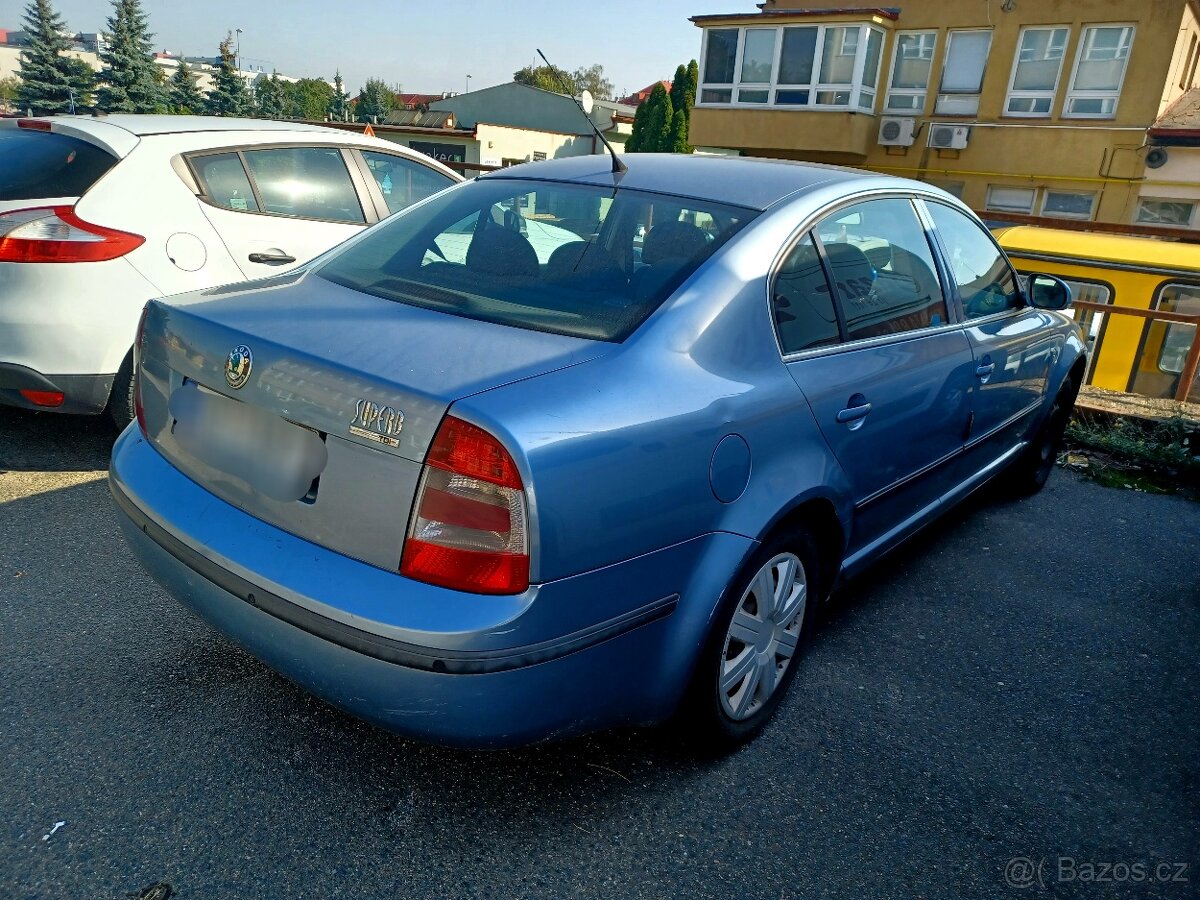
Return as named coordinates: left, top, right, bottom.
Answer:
left=225, top=344, right=253, bottom=389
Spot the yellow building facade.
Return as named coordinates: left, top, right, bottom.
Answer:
left=688, top=0, right=1200, bottom=230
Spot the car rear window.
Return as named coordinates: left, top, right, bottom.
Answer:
left=0, top=129, right=119, bottom=201
left=316, top=178, right=755, bottom=342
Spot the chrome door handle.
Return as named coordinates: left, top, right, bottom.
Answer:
left=975, top=362, right=995, bottom=378
left=248, top=251, right=296, bottom=265
left=836, top=402, right=872, bottom=424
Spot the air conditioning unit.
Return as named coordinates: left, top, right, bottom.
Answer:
left=877, top=116, right=916, bottom=147
left=928, top=124, right=970, bottom=150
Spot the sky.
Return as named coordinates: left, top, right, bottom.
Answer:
left=29, top=0, right=751, bottom=97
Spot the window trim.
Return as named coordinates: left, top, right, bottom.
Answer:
left=697, top=22, right=887, bottom=112
left=186, top=143, right=375, bottom=226
left=935, top=29, right=993, bottom=116
left=1003, top=25, right=1070, bottom=118
left=1063, top=23, right=1136, bottom=119
left=884, top=30, right=937, bottom=114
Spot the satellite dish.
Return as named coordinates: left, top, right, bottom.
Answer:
left=579, top=89, right=594, bottom=115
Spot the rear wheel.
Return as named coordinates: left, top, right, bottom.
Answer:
left=1006, top=376, right=1079, bottom=495
left=678, top=529, right=822, bottom=751
left=106, top=352, right=135, bottom=431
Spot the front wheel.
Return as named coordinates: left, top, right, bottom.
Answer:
left=677, top=530, right=821, bottom=752
left=1005, top=376, right=1079, bottom=495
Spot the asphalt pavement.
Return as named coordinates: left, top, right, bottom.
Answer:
left=1, top=407, right=1197, bottom=899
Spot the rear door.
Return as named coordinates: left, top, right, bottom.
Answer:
left=923, top=201, right=1057, bottom=467
left=188, top=144, right=371, bottom=278
left=777, top=197, right=975, bottom=556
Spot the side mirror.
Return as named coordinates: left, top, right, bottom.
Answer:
left=1027, top=273, right=1072, bottom=310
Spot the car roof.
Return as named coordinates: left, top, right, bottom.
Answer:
left=479, top=154, right=888, bottom=212
left=31, top=114, right=343, bottom=137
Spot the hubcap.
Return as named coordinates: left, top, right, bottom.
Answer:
left=719, top=552, right=807, bottom=721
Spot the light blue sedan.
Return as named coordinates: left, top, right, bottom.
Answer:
left=110, top=155, right=1085, bottom=749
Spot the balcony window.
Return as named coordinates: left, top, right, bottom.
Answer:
left=697, top=23, right=886, bottom=111
left=1005, top=26, right=1069, bottom=116
left=1064, top=25, right=1134, bottom=118
left=885, top=31, right=937, bottom=112
left=936, top=30, right=992, bottom=116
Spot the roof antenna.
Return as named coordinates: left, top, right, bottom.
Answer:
left=537, top=48, right=626, bottom=175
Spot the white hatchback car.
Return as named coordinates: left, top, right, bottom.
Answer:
left=0, top=115, right=460, bottom=424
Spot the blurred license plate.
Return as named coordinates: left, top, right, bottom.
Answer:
left=168, top=381, right=328, bottom=502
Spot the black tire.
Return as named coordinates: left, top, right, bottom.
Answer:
left=1005, top=375, right=1079, bottom=496
left=676, top=528, right=823, bottom=753
left=106, top=352, right=136, bottom=431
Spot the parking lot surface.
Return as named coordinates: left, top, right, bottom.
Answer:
left=2, top=407, right=1197, bottom=899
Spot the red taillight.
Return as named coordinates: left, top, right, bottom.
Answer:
left=401, top=415, right=530, bottom=594
left=0, top=206, right=145, bottom=263
left=19, top=389, right=64, bottom=408
left=17, top=118, right=51, bottom=131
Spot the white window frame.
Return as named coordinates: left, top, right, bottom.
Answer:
left=884, top=30, right=937, bottom=113
left=1040, top=189, right=1096, bottom=220
left=1004, top=25, right=1070, bottom=118
left=1063, top=24, right=1135, bottom=119
left=1135, top=197, right=1196, bottom=227
left=935, top=29, right=994, bottom=116
left=696, top=23, right=887, bottom=112
left=985, top=185, right=1036, bottom=214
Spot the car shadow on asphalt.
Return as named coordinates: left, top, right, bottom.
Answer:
left=0, top=407, right=118, bottom=473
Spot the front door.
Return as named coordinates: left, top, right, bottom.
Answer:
left=924, top=201, right=1055, bottom=467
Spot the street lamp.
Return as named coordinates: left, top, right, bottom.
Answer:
left=465, top=74, right=471, bottom=94
left=235, top=28, right=242, bottom=72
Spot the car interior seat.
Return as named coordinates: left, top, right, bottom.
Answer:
left=466, top=227, right=539, bottom=278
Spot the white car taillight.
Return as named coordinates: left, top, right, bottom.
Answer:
left=401, top=415, right=530, bottom=594
left=0, top=206, right=144, bottom=263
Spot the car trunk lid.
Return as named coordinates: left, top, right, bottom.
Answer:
left=137, top=273, right=606, bottom=570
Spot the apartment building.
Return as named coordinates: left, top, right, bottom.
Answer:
left=688, top=0, right=1200, bottom=230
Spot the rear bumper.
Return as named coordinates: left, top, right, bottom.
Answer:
left=109, top=427, right=753, bottom=747
left=0, top=363, right=113, bottom=414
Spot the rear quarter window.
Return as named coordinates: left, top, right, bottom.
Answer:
left=0, top=129, right=119, bottom=201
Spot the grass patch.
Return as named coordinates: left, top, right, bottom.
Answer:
left=1062, top=414, right=1200, bottom=499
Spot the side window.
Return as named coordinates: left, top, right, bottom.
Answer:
left=816, top=198, right=948, bottom=341
left=191, top=152, right=259, bottom=213
left=773, top=233, right=840, bottom=354
left=242, top=146, right=365, bottom=224
left=360, top=151, right=455, bottom=215
left=926, top=202, right=1021, bottom=318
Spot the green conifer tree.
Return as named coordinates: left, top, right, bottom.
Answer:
left=328, top=71, right=350, bottom=121
left=14, top=0, right=81, bottom=115
left=355, top=77, right=395, bottom=123
left=205, top=32, right=250, bottom=116
left=667, top=61, right=699, bottom=154
left=638, top=82, right=673, bottom=152
left=254, top=71, right=284, bottom=118
left=167, top=58, right=205, bottom=113
left=96, top=0, right=164, bottom=113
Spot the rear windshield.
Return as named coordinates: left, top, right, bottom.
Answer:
left=315, top=177, right=756, bottom=342
left=0, top=128, right=120, bottom=201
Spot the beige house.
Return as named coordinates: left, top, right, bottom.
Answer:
left=688, top=0, right=1200, bottom=231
